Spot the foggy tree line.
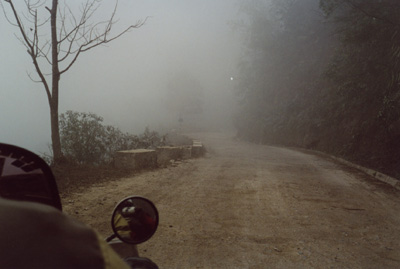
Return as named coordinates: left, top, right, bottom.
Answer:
left=234, top=0, right=400, bottom=177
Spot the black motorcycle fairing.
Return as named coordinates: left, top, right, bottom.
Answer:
left=124, top=257, right=159, bottom=269
left=0, top=143, right=62, bottom=210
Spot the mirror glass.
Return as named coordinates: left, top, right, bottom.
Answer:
left=0, top=143, right=62, bottom=210
left=112, top=196, right=159, bottom=244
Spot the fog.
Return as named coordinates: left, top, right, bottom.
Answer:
left=0, top=0, right=242, bottom=154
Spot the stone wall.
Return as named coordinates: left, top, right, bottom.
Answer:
left=114, top=140, right=204, bottom=171
left=156, top=146, right=183, bottom=167
left=114, top=149, right=157, bottom=170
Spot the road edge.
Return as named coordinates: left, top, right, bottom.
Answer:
left=294, top=148, right=400, bottom=191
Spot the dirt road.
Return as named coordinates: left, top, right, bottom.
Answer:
left=63, top=132, right=400, bottom=268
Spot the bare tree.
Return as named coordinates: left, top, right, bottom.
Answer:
left=2, top=0, right=144, bottom=163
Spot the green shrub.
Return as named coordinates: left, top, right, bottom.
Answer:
left=59, top=111, right=163, bottom=165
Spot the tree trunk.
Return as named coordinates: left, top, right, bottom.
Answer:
left=50, top=0, right=63, bottom=163
left=50, top=102, right=62, bottom=162
left=5, top=0, right=141, bottom=164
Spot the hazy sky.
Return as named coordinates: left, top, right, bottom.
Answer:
left=0, top=0, right=243, bottom=154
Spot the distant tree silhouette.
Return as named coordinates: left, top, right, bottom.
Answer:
left=2, top=0, right=145, bottom=163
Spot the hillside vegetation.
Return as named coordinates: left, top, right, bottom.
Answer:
left=57, top=111, right=164, bottom=165
left=234, top=0, right=400, bottom=178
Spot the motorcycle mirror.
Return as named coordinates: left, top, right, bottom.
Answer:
left=111, top=196, right=159, bottom=244
left=0, top=143, right=62, bottom=210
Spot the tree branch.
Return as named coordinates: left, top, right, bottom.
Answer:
left=59, top=6, right=147, bottom=75
left=26, top=71, right=42, bottom=83
left=5, top=0, right=52, bottom=103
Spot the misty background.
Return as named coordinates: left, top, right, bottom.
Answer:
left=2, top=0, right=400, bottom=178
left=0, top=0, right=242, bottom=154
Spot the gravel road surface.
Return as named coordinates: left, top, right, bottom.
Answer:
left=63, top=132, right=400, bottom=268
